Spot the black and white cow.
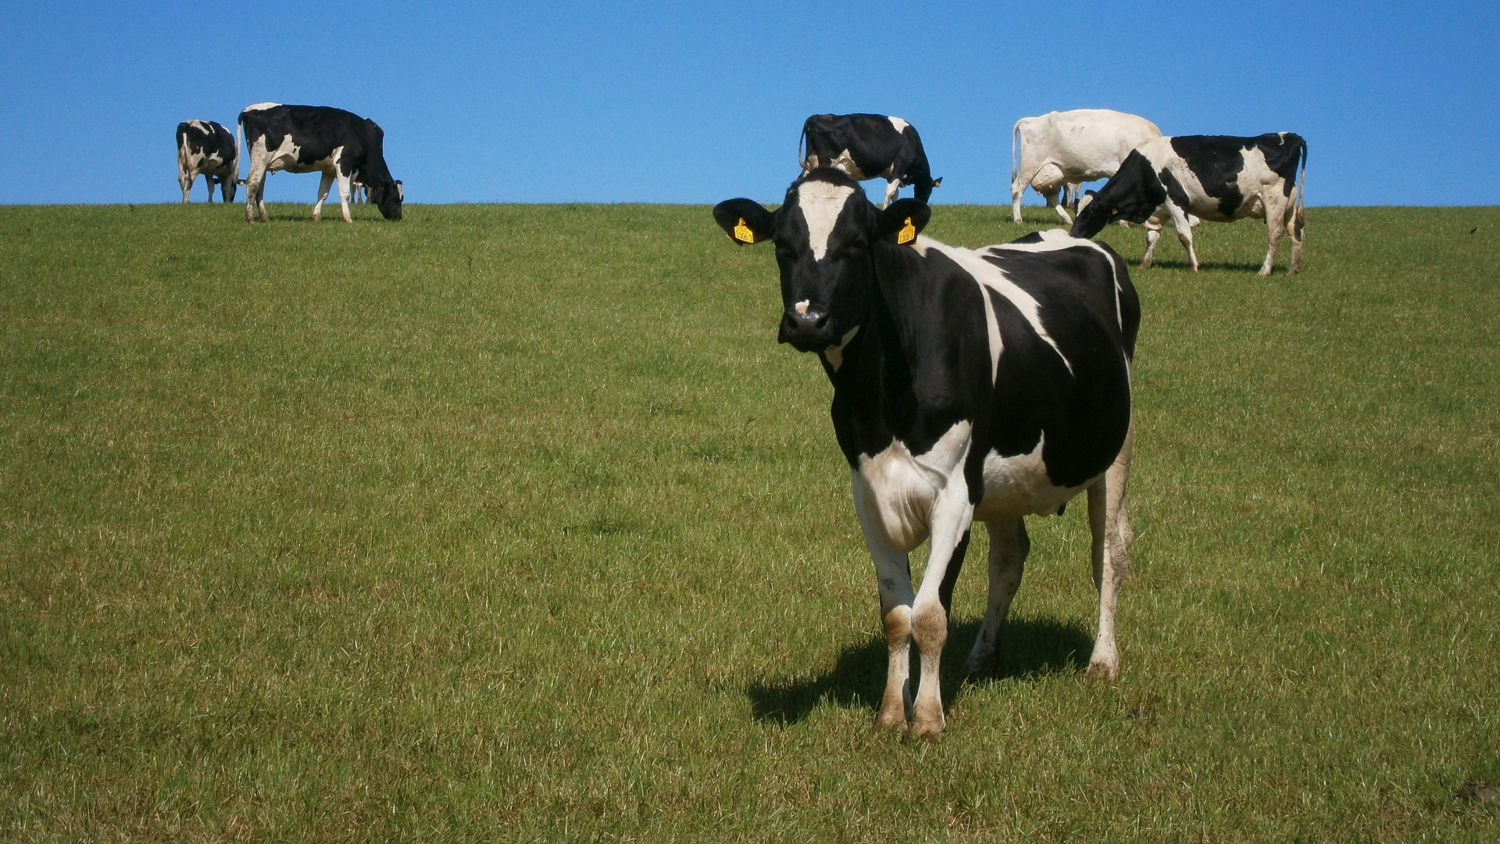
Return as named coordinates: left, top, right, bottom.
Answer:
left=714, top=168, right=1139, bottom=738
left=237, top=103, right=402, bottom=223
left=800, top=114, right=942, bottom=208
left=1071, top=133, right=1307, bottom=275
left=176, top=120, right=238, bottom=203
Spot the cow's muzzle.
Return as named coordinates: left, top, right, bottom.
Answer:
left=778, top=305, right=837, bottom=352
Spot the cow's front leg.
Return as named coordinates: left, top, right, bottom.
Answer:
left=962, top=517, right=1029, bottom=676
left=312, top=172, right=334, bottom=221
left=909, top=488, right=975, bottom=739
left=1048, top=187, right=1075, bottom=226
left=852, top=479, right=916, bottom=730
left=1086, top=424, right=1133, bottom=681
left=336, top=172, right=353, bottom=223
left=882, top=178, right=900, bottom=209
left=1141, top=215, right=1164, bottom=268
left=1165, top=202, right=1199, bottom=271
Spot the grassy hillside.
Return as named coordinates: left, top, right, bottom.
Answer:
left=2, top=200, right=1497, bottom=841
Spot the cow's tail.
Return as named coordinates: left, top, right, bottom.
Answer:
left=1294, top=136, right=1307, bottom=222
left=797, top=119, right=810, bottom=172
left=1011, top=120, right=1021, bottom=188
left=234, top=115, right=245, bottom=182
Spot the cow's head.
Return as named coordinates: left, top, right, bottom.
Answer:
left=714, top=168, right=930, bottom=354
left=1069, top=150, right=1166, bottom=239
left=364, top=178, right=403, bottom=220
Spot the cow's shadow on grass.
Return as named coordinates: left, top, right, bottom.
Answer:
left=747, top=616, right=1093, bottom=726
left=1134, top=258, right=1276, bottom=274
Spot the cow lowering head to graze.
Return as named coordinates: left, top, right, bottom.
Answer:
left=176, top=120, right=239, bottom=203
left=1070, top=133, right=1307, bottom=275
left=237, top=103, right=402, bottom=223
left=800, top=114, right=942, bottom=208
left=1011, top=109, right=1162, bottom=226
left=713, top=168, right=1139, bottom=738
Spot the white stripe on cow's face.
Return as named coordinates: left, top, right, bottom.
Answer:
left=795, top=180, right=856, bottom=261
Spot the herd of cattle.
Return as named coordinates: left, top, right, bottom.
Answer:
left=175, top=104, right=403, bottom=223
left=177, top=104, right=1304, bottom=278
left=177, top=103, right=1305, bottom=737
left=712, top=108, right=1305, bottom=737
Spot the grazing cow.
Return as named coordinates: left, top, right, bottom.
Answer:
left=176, top=120, right=238, bottom=203
left=1011, top=109, right=1163, bottom=225
left=800, top=113, right=942, bottom=208
left=237, top=103, right=402, bottom=223
left=1070, top=133, right=1307, bottom=275
left=713, top=168, right=1139, bottom=738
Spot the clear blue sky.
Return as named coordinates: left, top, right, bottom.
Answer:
left=2, top=1, right=1496, bottom=206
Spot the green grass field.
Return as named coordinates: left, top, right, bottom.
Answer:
left=2, top=199, right=1497, bottom=841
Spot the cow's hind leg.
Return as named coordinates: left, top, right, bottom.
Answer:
left=245, top=162, right=267, bottom=222
left=961, top=517, right=1029, bottom=676
left=1086, top=424, right=1133, bottom=681
left=1289, top=197, right=1305, bottom=274
left=1259, top=191, right=1289, bottom=276
left=179, top=169, right=192, bottom=203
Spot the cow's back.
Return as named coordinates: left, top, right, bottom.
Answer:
left=1018, top=109, right=1162, bottom=179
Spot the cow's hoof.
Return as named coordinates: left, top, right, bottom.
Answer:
left=909, top=715, right=945, bottom=740
left=873, top=708, right=907, bottom=731
left=1085, top=658, right=1119, bottom=682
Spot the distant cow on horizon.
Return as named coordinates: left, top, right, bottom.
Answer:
left=237, top=103, right=402, bottom=223
left=1071, top=133, right=1307, bottom=275
left=800, top=113, right=941, bottom=208
left=1011, top=109, right=1162, bottom=225
left=176, top=120, right=238, bottom=203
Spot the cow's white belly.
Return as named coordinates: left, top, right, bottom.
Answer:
left=973, top=435, right=1092, bottom=520
left=265, top=140, right=340, bottom=175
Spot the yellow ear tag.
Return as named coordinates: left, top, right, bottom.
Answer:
left=733, top=218, right=755, bottom=244
left=897, top=217, right=916, bottom=245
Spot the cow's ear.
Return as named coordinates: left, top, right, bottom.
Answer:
left=713, top=199, right=775, bottom=245
left=880, top=199, right=930, bottom=245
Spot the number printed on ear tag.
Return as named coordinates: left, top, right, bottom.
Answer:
left=897, top=217, right=916, bottom=245
left=734, top=218, right=755, bottom=244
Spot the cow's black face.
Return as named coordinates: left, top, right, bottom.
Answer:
left=714, top=169, right=930, bottom=355
left=367, top=180, right=403, bottom=220
left=1070, top=150, right=1167, bottom=239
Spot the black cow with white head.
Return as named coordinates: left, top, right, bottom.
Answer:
left=176, top=120, right=238, bottom=203
left=715, top=169, right=1139, bottom=738
left=237, top=103, right=402, bottom=223
left=800, top=114, right=941, bottom=208
left=1071, top=133, right=1306, bottom=275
